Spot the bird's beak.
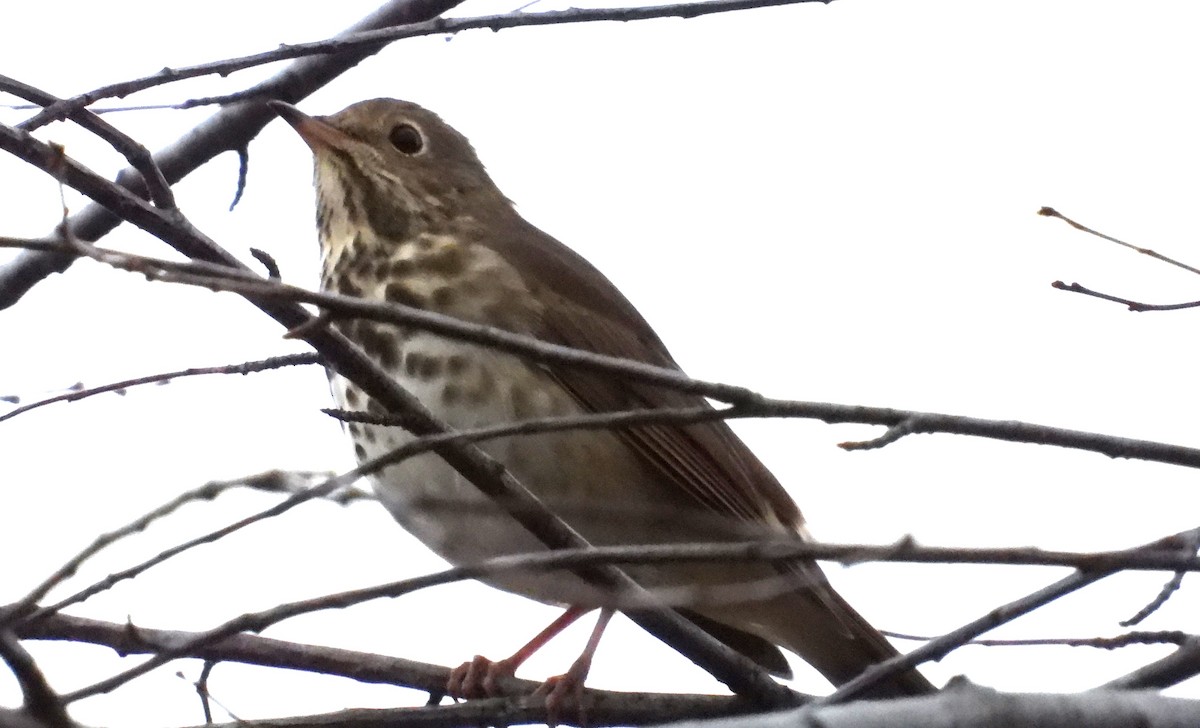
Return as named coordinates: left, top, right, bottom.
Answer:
left=269, top=101, right=352, bottom=152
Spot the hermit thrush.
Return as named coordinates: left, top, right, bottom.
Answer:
left=271, top=98, right=933, bottom=700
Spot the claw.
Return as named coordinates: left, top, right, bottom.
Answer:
left=534, top=665, right=589, bottom=727
left=482, top=656, right=518, bottom=695
left=443, top=606, right=611, bottom=723
left=446, top=654, right=517, bottom=699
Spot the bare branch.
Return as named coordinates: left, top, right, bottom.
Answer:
left=1041, top=206, right=1200, bottom=277
left=1103, top=636, right=1200, bottom=691
left=20, top=1, right=825, bottom=130
left=0, top=632, right=72, bottom=728
left=31, top=524, right=1200, bottom=704
left=13, top=165, right=1200, bottom=475
left=63, top=237, right=1200, bottom=471
left=207, top=469, right=365, bottom=502
left=0, top=472, right=338, bottom=627
left=190, top=661, right=220, bottom=724
left=0, top=353, right=319, bottom=425
left=249, top=247, right=282, bottom=279
left=17, top=612, right=745, bottom=725
left=1043, top=207, right=1200, bottom=311
left=0, top=75, right=174, bottom=210
left=0, top=236, right=63, bottom=253
left=668, top=683, right=1200, bottom=728
left=816, top=527, right=1200, bottom=704
left=32, top=382, right=1200, bottom=631
left=4, top=405, right=768, bottom=635
left=1121, top=531, right=1199, bottom=627
left=0, top=0, right=465, bottom=310
left=884, top=630, right=1193, bottom=650
left=55, top=536, right=811, bottom=704
left=171, top=696, right=743, bottom=728
left=1050, top=280, right=1200, bottom=312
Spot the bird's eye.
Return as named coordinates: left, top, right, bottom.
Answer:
left=388, top=123, right=424, bottom=154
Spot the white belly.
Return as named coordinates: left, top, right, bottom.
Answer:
left=331, top=332, right=649, bottom=604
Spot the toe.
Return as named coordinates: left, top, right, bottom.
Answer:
left=446, top=655, right=492, bottom=699
left=481, top=656, right=518, bottom=696
left=534, top=672, right=587, bottom=727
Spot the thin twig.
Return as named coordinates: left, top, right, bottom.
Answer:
left=38, top=237, right=1200, bottom=473
left=0, top=75, right=174, bottom=210
left=0, top=0, right=466, bottom=311
left=14, top=404, right=745, bottom=623
left=0, top=353, right=319, bottom=425
left=1120, top=530, right=1200, bottom=627
left=0, top=473, right=333, bottom=628
left=883, top=630, right=1193, bottom=649
left=249, top=247, right=281, bottom=279
left=1102, top=636, right=1200, bottom=690
left=52, top=541, right=797, bottom=703
left=816, top=526, right=1200, bottom=704
left=1051, top=280, right=1200, bottom=312
left=1041, top=206, right=1200, bottom=277
left=52, top=525, right=1200, bottom=704
left=185, top=695, right=741, bottom=728
left=13, top=216, right=1200, bottom=476
left=12, top=134, right=1200, bottom=475
left=0, top=236, right=64, bottom=252
left=20, top=1, right=822, bottom=131
left=206, top=469, right=366, bottom=503
left=1042, top=206, right=1200, bottom=311
left=193, top=661, right=218, bottom=724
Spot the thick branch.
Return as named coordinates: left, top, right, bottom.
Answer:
left=0, top=632, right=71, bottom=728
left=666, top=682, right=1200, bottom=728
left=17, top=613, right=744, bottom=727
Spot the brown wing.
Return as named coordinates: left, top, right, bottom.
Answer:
left=488, top=219, right=802, bottom=532
left=486, top=220, right=935, bottom=696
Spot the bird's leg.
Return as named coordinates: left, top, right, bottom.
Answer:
left=534, top=607, right=615, bottom=727
left=446, top=605, right=591, bottom=699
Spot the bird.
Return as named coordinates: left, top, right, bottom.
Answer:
left=270, top=97, right=934, bottom=704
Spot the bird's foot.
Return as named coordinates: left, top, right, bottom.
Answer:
left=532, top=651, right=594, bottom=727
left=446, top=654, right=519, bottom=699
left=445, top=654, right=592, bottom=726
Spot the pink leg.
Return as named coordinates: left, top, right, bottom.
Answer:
left=446, top=606, right=591, bottom=699
left=535, top=608, right=615, bottom=727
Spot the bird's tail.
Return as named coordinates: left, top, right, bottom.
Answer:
left=700, top=584, right=934, bottom=698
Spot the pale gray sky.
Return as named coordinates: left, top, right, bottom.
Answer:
left=4, top=1, right=1200, bottom=725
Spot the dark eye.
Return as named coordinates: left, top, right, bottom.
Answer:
left=388, top=123, right=423, bottom=154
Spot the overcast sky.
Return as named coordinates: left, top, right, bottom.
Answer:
left=4, top=1, right=1200, bottom=725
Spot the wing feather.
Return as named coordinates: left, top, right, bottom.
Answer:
left=487, top=220, right=802, bottom=531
